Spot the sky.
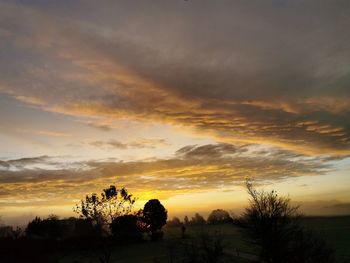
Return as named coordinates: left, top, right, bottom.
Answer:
left=0, top=0, right=350, bottom=225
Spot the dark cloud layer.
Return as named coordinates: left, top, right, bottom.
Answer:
left=0, top=1, right=350, bottom=155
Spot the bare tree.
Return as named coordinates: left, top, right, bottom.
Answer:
left=238, top=180, right=334, bottom=263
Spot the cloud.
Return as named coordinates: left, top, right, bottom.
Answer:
left=328, top=202, right=350, bottom=210
left=89, top=140, right=127, bottom=149
left=176, top=143, right=248, bottom=159
left=0, top=156, right=50, bottom=170
left=0, top=143, right=339, bottom=206
left=88, top=138, right=170, bottom=149
left=128, top=138, right=170, bottom=148
left=32, top=130, right=71, bottom=137
left=0, top=0, right=350, bottom=156
left=84, top=121, right=113, bottom=131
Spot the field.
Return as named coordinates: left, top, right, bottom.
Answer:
left=53, top=216, right=350, bottom=263
left=302, top=216, right=350, bottom=263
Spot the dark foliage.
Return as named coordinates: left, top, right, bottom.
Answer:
left=26, top=215, right=64, bottom=239
left=71, top=218, right=104, bottom=237
left=26, top=216, right=104, bottom=239
left=110, top=214, right=143, bottom=241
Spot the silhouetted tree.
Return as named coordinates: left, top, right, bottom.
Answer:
left=142, top=199, right=167, bottom=240
left=207, top=209, right=233, bottom=224
left=110, top=214, right=142, bottom=241
left=238, top=180, right=334, bottom=263
left=74, top=185, right=136, bottom=226
left=190, top=213, right=206, bottom=225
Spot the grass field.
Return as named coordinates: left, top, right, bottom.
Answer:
left=54, top=216, right=350, bottom=263
left=302, top=216, right=350, bottom=263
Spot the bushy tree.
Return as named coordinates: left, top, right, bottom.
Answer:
left=207, top=209, right=233, bottom=224
left=74, top=185, right=136, bottom=225
left=142, top=199, right=167, bottom=240
left=239, top=181, right=334, bottom=263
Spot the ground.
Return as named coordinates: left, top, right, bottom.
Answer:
left=54, top=216, right=350, bottom=263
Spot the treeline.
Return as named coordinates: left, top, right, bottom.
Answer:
left=167, top=209, right=233, bottom=227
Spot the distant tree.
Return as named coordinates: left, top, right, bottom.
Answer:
left=110, top=214, right=142, bottom=241
left=167, top=217, right=182, bottom=227
left=74, top=185, right=136, bottom=226
left=142, top=199, right=167, bottom=240
left=238, top=180, right=334, bottom=263
left=184, top=215, right=189, bottom=225
left=190, top=213, right=206, bottom=225
left=207, top=209, right=233, bottom=224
